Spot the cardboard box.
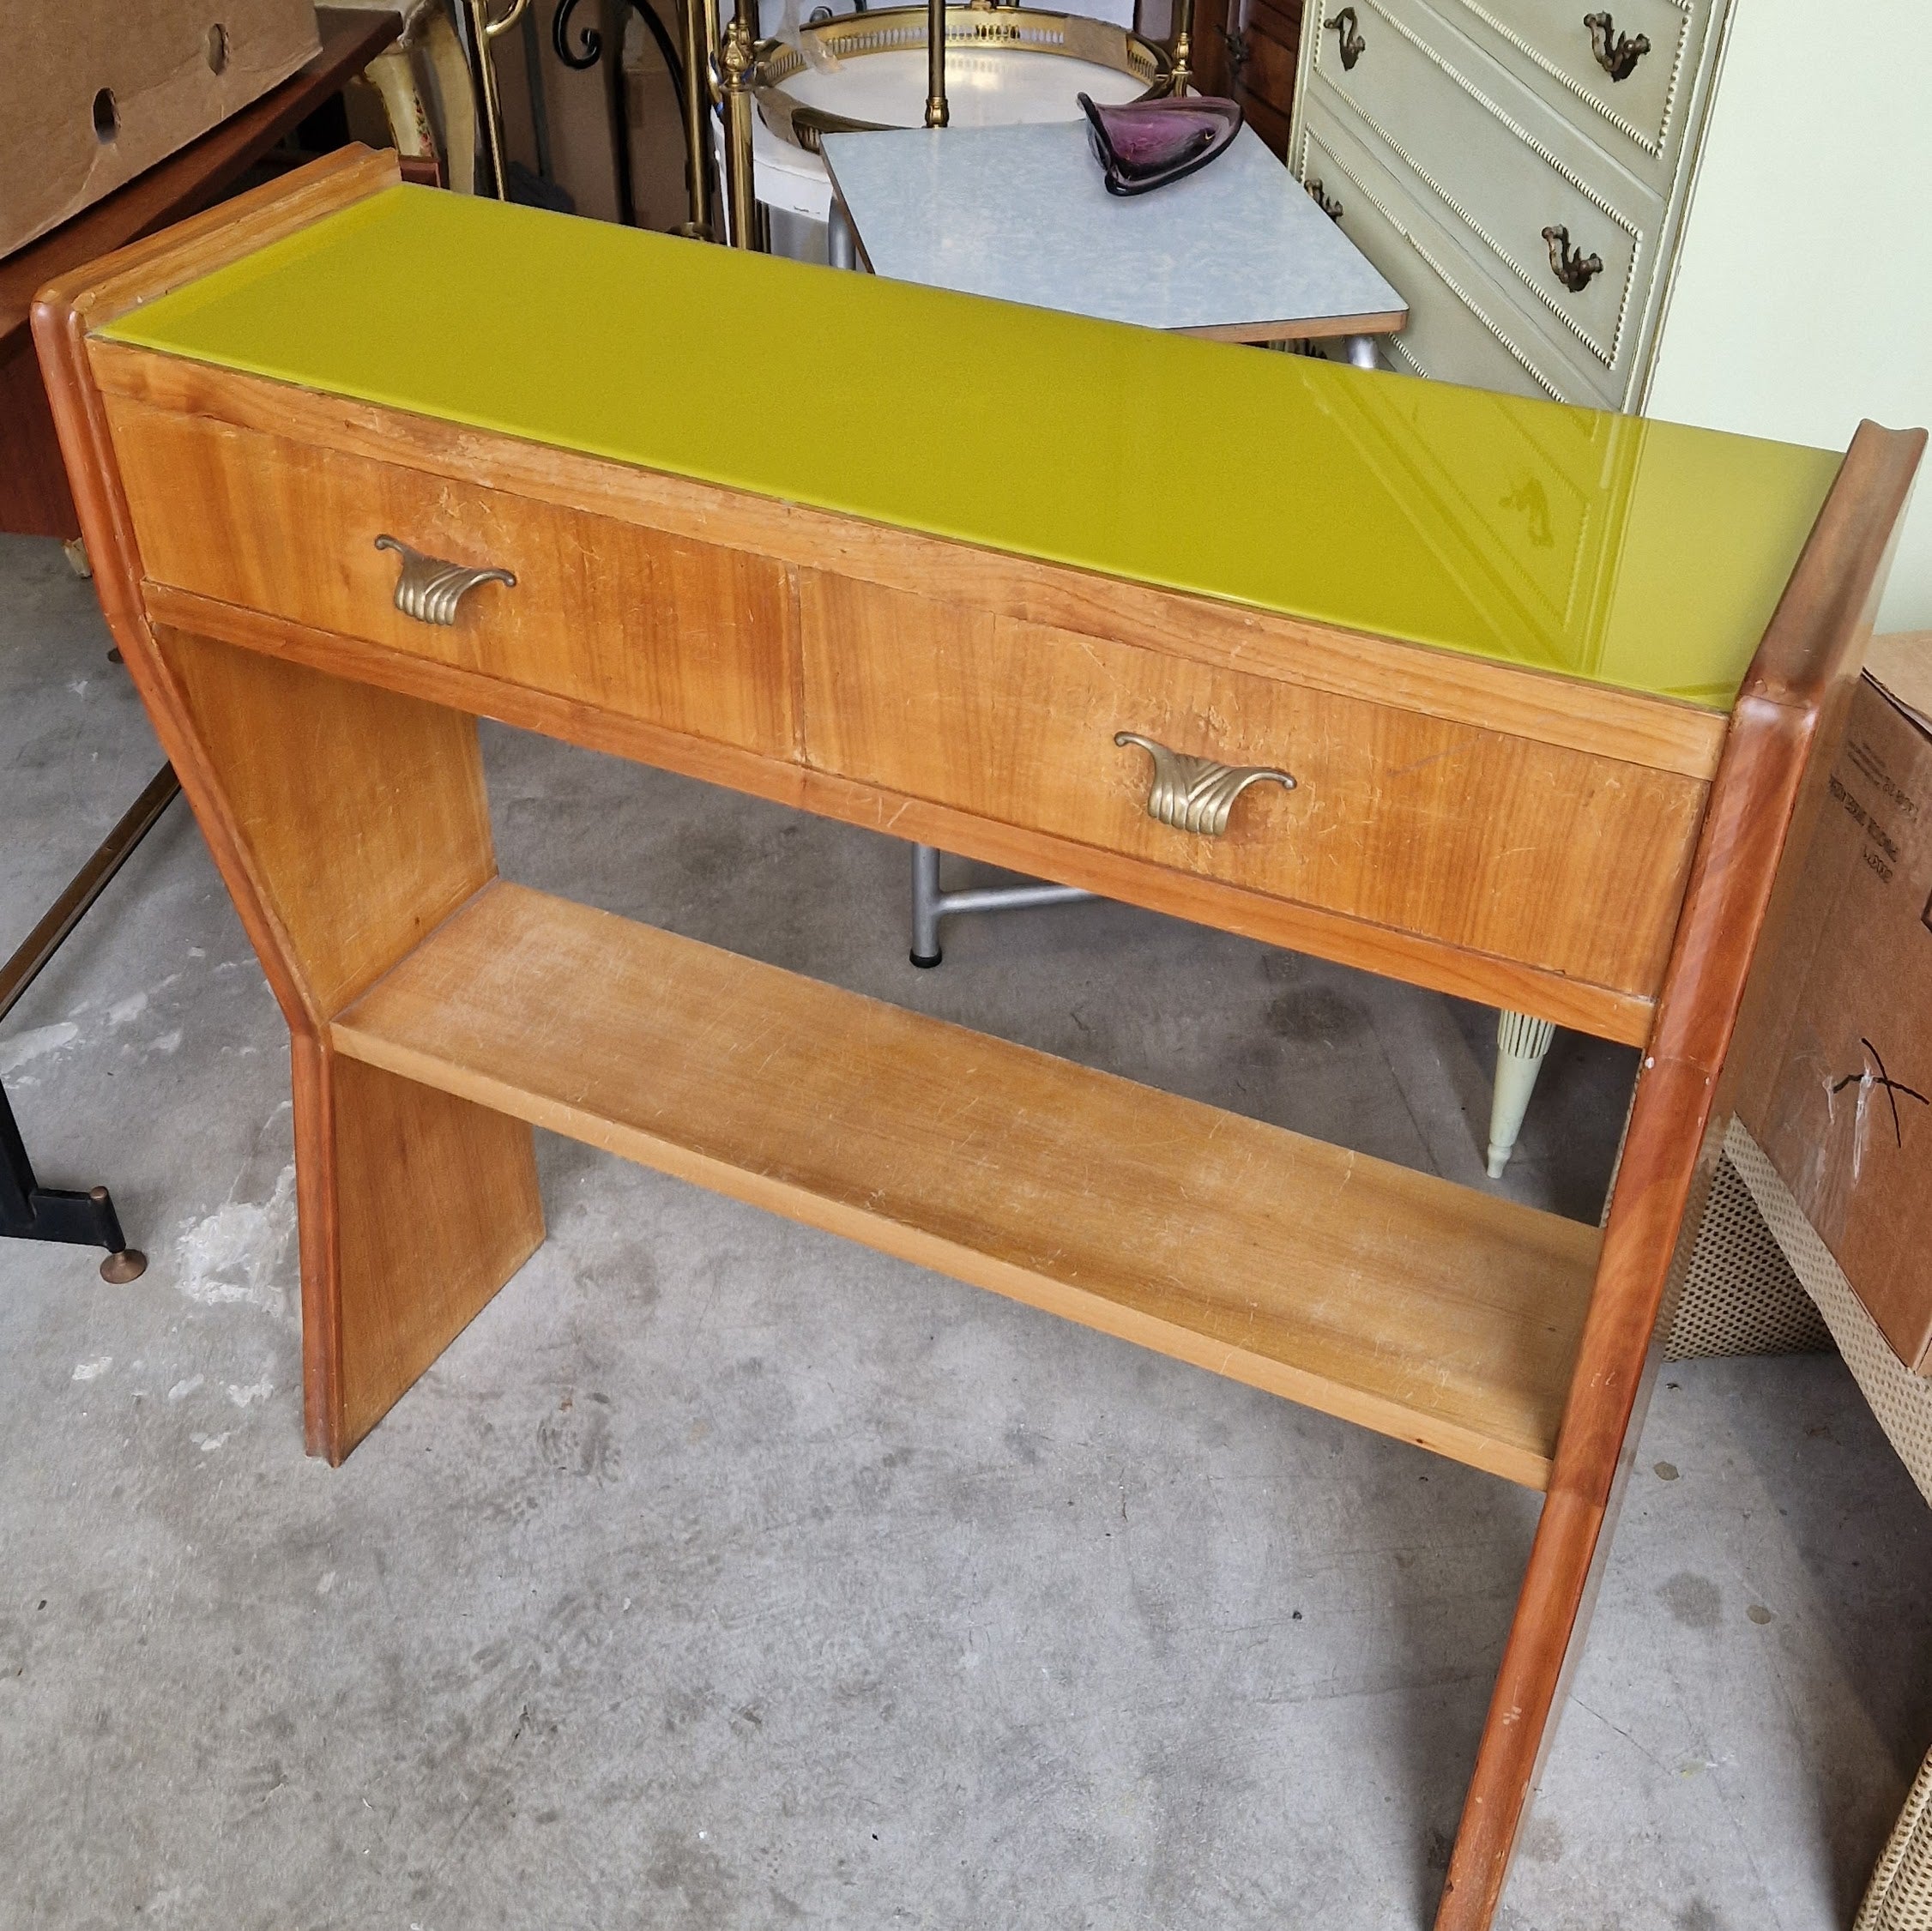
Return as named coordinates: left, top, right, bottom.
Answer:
left=1, top=0, right=321, bottom=260
left=1736, top=635, right=1932, bottom=1373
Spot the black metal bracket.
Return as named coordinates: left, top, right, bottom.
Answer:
left=0, top=762, right=180, bottom=1284
left=0, top=1088, right=143, bottom=1282
left=551, top=0, right=710, bottom=231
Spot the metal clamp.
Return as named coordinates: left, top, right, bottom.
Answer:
left=1114, top=732, right=1295, bottom=836
left=1325, top=6, right=1364, bottom=69
left=1582, top=10, right=1650, bottom=80
left=1542, top=224, right=1603, bottom=292
left=375, top=535, right=516, bottom=626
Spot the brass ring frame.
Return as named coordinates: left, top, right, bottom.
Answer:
left=746, top=5, right=1173, bottom=154
left=702, top=0, right=1184, bottom=243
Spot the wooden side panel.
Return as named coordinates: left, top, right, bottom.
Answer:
left=157, top=626, right=495, bottom=1016
left=31, top=148, right=548, bottom=1467
left=154, top=627, right=546, bottom=1460
left=800, top=570, right=1708, bottom=998
left=1434, top=419, right=1928, bottom=1931
left=109, top=396, right=798, bottom=759
left=325, top=1054, right=544, bottom=1459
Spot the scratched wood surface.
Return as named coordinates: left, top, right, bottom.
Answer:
left=335, top=879, right=1602, bottom=1489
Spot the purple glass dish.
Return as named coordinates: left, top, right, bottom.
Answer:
left=1078, top=93, right=1242, bottom=197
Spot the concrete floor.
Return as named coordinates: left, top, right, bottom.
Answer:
left=3, top=528, right=1929, bottom=1930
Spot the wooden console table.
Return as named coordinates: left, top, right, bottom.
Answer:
left=34, top=148, right=1921, bottom=1928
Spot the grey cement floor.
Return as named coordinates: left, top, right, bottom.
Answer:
left=2, top=528, right=1929, bottom=1930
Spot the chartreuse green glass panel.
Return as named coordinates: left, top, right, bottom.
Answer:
left=102, top=184, right=1841, bottom=708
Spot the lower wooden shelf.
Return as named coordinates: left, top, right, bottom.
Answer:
left=332, top=881, right=1600, bottom=1487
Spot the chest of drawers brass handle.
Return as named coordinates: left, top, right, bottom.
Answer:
left=1542, top=225, right=1603, bottom=292
left=1583, top=10, right=1651, bottom=81
left=1307, top=178, right=1344, bottom=220
left=1220, top=25, right=1249, bottom=75
left=375, top=534, right=517, bottom=626
left=1115, top=733, right=1296, bottom=836
left=1325, top=6, right=1365, bottom=69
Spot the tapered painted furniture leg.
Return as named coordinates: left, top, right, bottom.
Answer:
left=1487, top=1010, right=1555, bottom=1178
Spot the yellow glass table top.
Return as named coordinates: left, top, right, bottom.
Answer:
left=102, top=184, right=1841, bottom=709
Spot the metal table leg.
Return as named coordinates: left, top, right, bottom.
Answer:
left=1345, top=333, right=1380, bottom=371
left=828, top=197, right=858, bottom=272
left=0, top=762, right=180, bottom=1282
left=909, top=842, right=1094, bottom=969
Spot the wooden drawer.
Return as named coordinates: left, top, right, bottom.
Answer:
left=1306, top=0, right=1662, bottom=380
left=1434, top=0, right=1715, bottom=194
left=1295, top=109, right=1579, bottom=402
left=103, top=395, right=797, bottom=759
left=799, top=571, right=1706, bottom=997
left=1218, top=0, right=1303, bottom=154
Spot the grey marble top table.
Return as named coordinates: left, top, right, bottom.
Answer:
left=818, top=121, right=1407, bottom=351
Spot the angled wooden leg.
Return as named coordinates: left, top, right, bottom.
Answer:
left=298, top=1041, right=541, bottom=1462
left=1436, top=424, right=1921, bottom=1929
left=148, top=628, right=548, bottom=1459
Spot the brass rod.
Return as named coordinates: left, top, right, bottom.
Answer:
left=925, top=0, right=948, bottom=125
left=720, top=0, right=759, bottom=246
left=1168, top=0, right=1194, bottom=92
left=679, top=0, right=716, bottom=237
left=0, top=765, right=180, bottom=1029
left=465, top=0, right=531, bottom=198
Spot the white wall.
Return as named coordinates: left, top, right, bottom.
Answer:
left=1645, top=0, right=1932, bottom=631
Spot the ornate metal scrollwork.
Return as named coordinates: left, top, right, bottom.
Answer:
left=1325, top=6, right=1365, bottom=69
left=1307, top=177, right=1343, bottom=220
left=1582, top=10, right=1650, bottom=81
left=1114, top=733, right=1296, bottom=836
left=1542, top=224, right=1603, bottom=292
left=375, top=536, right=516, bottom=627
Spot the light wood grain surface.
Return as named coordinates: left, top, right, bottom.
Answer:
left=800, top=570, right=1707, bottom=999
left=112, top=399, right=799, bottom=761
left=141, top=580, right=1669, bottom=1045
left=334, top=880, right=1600, bottom=1489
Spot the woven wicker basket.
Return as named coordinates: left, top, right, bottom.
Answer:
left=1691, top=1119, right=1932, bottom=1928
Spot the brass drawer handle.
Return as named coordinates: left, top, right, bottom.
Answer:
left=1325, top=5, right=1365, bottom=69
left=1307, top=177, right=1343, bottom=220
left=1115, top=732, right=1295, bottom=836
left=1221, top=25, right=1249, bottom=75
left=1583, top=10, right=1651, bottom=80
left=1542, top=224, right=1603, bottom=292
left=374, top=534, right=516, bottom=626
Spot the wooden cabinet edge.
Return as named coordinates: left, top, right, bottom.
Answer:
left=33, top=145, right=398, bottom=338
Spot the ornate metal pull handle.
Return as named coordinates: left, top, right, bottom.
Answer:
left=374, top=535, right=516, bottom=627
left=1220, top=25, right=1249, bottom=75
left=1541, top=224, right=1603, bottom=293
left=1307, top=177, right=1343, bottom=220
left=1114, top=733, right=1295, bottom=836
left=1582, top=10, right=1650, bottom=80
left=1325, top=6, right=1364, bottom=68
